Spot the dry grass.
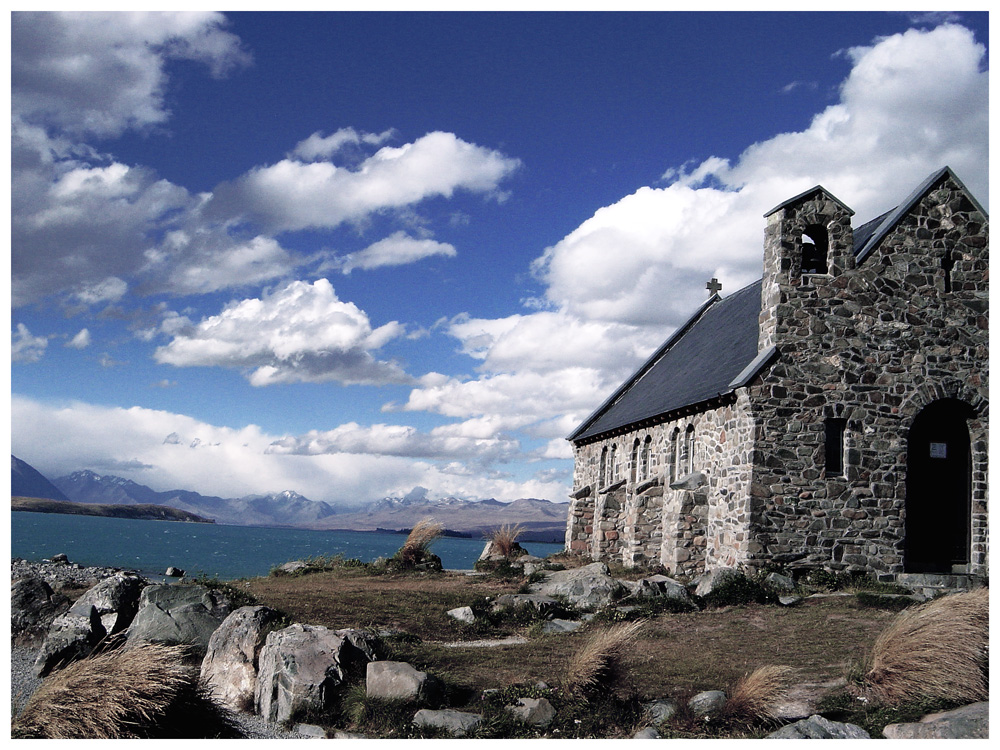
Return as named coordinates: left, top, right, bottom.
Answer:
left=12, top=644, right=240, bottom=739
left=861, top=587, right=988, bottom=706
left=721, top=665, right=797, bottom=724
left=563, top=620, right=645, bottom=696
left=487, top=523, right=525, bottom=557
left=398, top=517, right=444, bottom=567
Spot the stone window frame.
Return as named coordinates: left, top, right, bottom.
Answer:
left=640, top=435, right=652, bottom=482
left=599, top=446, right=608, bottom=488
left=608, top=443, right=618, bottom=483
left=630, top=438, right=641, bottom=483
left=801, top=222, right=831, bottom=276
left=668, top=427, right=681, bottom=483
left=683, top=424, right=696, bottom=475
left=824, top=417, right=847, bottom=477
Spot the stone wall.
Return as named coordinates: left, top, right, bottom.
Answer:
left=746, top=173, right=988, bottom=578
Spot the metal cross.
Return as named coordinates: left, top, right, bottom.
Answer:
left=706, top=277, right=722, bottom=295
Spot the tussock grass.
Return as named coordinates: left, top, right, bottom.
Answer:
left=12, top=643, right=240, bottom=739
left=721, top=665, right=797, bottom=725
left=487, top=523, right=525, bottom=557
left=398, top=518, right=444, bottom=567
left=861, top=587, right=988, bottom=706
left=564, top=620, right=645, bottom=696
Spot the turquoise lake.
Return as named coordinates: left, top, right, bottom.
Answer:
left=11, top=512, right=564, bottom=579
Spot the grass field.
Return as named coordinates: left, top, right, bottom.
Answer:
left=233, top=560, right=925, bottom=737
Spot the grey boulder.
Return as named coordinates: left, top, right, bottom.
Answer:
left=125, top=583, right=232, bottom=654
left=11, top=575, right=70, bottom=647
left=767, top=714, right=870, bottom=739
left=69, top=571, right=145, bottom=635
left=447, top=606, right=475, bottom=624
left=255, top=624, right=375, bottom=724
left=413, top=708, right=482, bottom=736
left=200, top=605, right=284, bottom=711
left=507, top=697, right=556, bottom=727
left=527, top=562, right=627, bottom=609
left=33, top=607, right=105, bottom=677
left=882, top=701, right=988, bottom=739
left=366, top=661, right=442, bottom=704
left=630, top=574, right=691, bottom=602
left=694, top=567, right=744, bottom=598
left=491, top=593, right=562, bottom=617
left=688, top=690, right=727, bottom=717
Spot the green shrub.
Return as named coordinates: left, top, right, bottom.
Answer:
left=699, top=576, right=776, bottom=608
left=854, top=592, right=915, bottom=611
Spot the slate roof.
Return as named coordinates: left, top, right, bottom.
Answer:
left=568, top=167, right=981, bottom=444
left=569, top=279, right=763, bottom=442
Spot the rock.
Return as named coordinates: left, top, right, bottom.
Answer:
left=275, top=561, right=309, bottom=575
left=527, top=562, right=628, bottom=609
left=295, top=723, right=327, bottom=738
left=366, top=661, right=442, bottom=705
left=633, top=727, right=660, bottom=738
left=50, top=553, right=69, bottom=565
left=767, top=714, right=870, bottom=739
left=33, top=607, right=106, bottom=677
left=766, top=572, right=796, bottom=591
left=11, top=575, right=70, bottom=646
left=125, top=584, right=232, bottom=654
left=412, top=708, right=482, bottom=736
left=447, top=606, right=475, bottom=624
left=413, top=553, right=443, bottom=571
left=491, top=593, right=562, bottom=617
left=164, top=567, right=185, bottom=577
left=688, top=690, right=727, bottom=717
left=479, top=540, right=526, bottom=561
left=771, top=679, right=845, bottom=721
left=540, top=618, right=583, bottom=633
left=778, top=595, right=803, bottom=607
left=255, top=624, right=374, bottom=724
left=631, top=574, right=691, bottom=602
left=882, top=701, right=988, bottom=739
left=507, top=697, right=556, bottom=727
left=644, top=698, right=678, bottom=723
left=69, top=571, right=145, bottom=635
left=333, top=731, right=368, bottom=739
left=694, top=567, right=744, bottom=597
left=200, top=605, right=284, bottom=711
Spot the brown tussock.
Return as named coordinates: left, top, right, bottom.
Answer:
left=564, top=620, right=645, bottom=696
left=722, top=665, right=797, bottom=724
left=399, top=517, right=444, bottom=566
left=862, top=587, right=988, bottom=706
left=488, top=523, right=525, bottom=557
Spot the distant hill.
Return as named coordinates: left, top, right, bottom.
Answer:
left=11, top=456, right=71, bottom=502
left=12, top=496, right=214, bottom=524
left=52, top=470, right=340, bottom=527
left=12, top=457, right=568, bottom=539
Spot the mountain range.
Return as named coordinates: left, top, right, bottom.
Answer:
left=10, top=456, right=568, bottom=541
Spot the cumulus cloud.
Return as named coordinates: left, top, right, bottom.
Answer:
left=11, top=395, right=569, bottom=504
left=399, top=22, right=989, bottom=455
left=154, top=278, right=411, bottom=386
left=12, top=324, right=48, bottom=363
left=66, top=329, right=92, bottom=349
left=209, top=131, right=521, bottom=233
left=335, top=231, right=457, bottom=273
left=12, top=11, right=249, bottom=138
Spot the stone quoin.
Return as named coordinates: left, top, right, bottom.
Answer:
left=566, top=167, right=988, bottom=582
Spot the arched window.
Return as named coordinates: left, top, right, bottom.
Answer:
left=609, top=444, right=617, bottom=482
left=599, top=447, right=608, bottom=487
left=801, top=223, right=829, bottom=275
left=630, top=439, right=640, bottom=483
left=684, top=424, right=696, bottom=475
left=669, top=428, right=680, bottom=483
left=640, top=436, right=651, bottom=482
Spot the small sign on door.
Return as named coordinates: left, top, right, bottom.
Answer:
left=929, top=442, right=948, bottom=459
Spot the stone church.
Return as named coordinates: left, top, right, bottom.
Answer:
left=566, top=167, right=988, bottom=583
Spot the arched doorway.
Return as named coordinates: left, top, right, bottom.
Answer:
left=904, top=398, right=974, bottom=573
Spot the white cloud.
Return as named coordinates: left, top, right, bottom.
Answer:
left=12, top=11, right=249, bottom=138
left=266, top=421, right=522, bottom=464
left=154, top=278, right=411, bottom=386
left=336, top=231, right=457, bottom=273
left=66, top=329, right=91, bottom=349
left=74, top=278, right=128, bottom=306
left=12, top=324, right=48, bottom=363
left=399, top=22, right=989, bottom=457
left=290, top=127, right=396, bottom=161
left=11, top=395, right=569, bottom=505
left=210, top=131, right=521, bottom=233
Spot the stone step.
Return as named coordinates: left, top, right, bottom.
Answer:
left=895, top=573, right=980, bottom=598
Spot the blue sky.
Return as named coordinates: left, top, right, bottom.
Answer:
left=9, top=10, right=990, bottom=508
